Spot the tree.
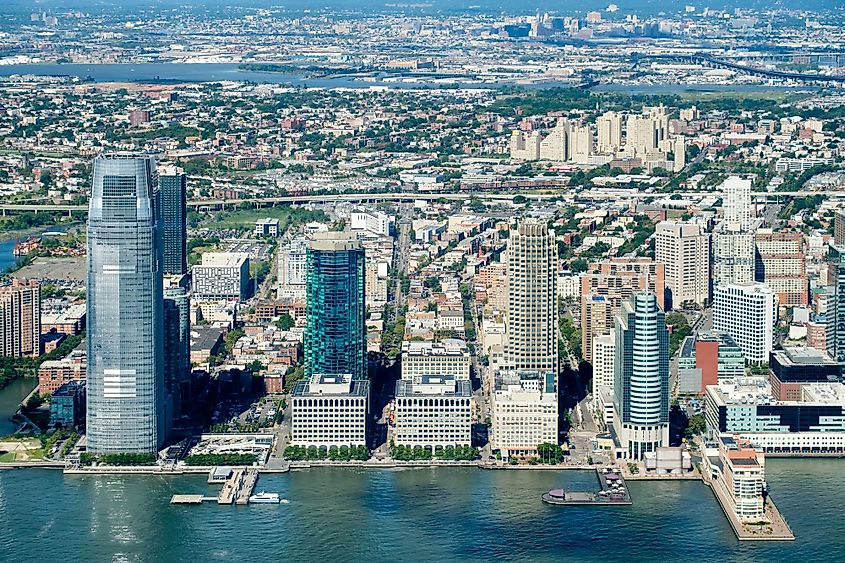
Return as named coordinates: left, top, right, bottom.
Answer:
left=275, top=313, right=295, bottom=331
left=685, top=413, right=707, bottom=438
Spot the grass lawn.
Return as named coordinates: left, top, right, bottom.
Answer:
left=0, top=452, right=16, bottom=462
left=204, top=205, right=327, bottom=230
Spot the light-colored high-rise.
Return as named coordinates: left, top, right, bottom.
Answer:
left=539, top=118, right=569, bottom=161
left=0, top=278, right=40, bottom=358
left=87, top=155, right=164, bottom=454
left=655, top=221, right=709, bottom=309
left=569, top=125, right=593, bottom=164
left=713, top=229, right=755, bottom=286
left=597, top=111, right=623, bottom=154
left=591, top=331, right=616, bottom=397
left=506, top=220, right=558, bottom=374
left=713, top=283, right=777, bottom=364
left=722, top=176, right=752, bottom=229
left=713, top=176, right=756, bottom=287
left=277, top=237, right=308, bottom=299
left=612, top=293, right=669, bottom=460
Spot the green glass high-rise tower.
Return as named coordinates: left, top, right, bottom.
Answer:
left=305, top=232, right=367, bottom=380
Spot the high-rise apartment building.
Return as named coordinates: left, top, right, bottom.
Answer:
left=305, top=232, right=367, bottom=381
left=580, top=258, right=665, bottom=363
left=506, top=220, right=558, bottom=374
left=713, top=228, right=755, bottom=286
left=277, top=237, right=308, bottom=299
left=0, top=278, right=41, bottom=358
left=87, top=155, right=164, bottom=454
left=159, top=167, right=187, bottom=276
left=612, top=293, right=670, bottom=460
left=827, top=245, right=845, bottom=363
left=713, top=177, right=755, bottom=288
left=597, top=111, right=623, bottom=154
left=591, top=331, right=616, bottom=397
left=754, top=229, right=807, bottom=306
left=539, top=118, right=569, bottom=161
left=713, top=283, right=777, bottom=364
left=655, top=221, right=709, bottom=309
left=722, top=176, right=752, bottom=229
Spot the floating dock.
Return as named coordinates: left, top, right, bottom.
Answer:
left=542, top=468, right=632, bottom=506
left=170, top=495, right=216, bottom=505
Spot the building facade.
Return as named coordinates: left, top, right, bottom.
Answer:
left=613, top=293, right=670, bottom=460
left=290, top=373, right=369, bottom=447
left=400, top=339, right=471, bottom=380
left=192, top=252, right=251, bottom=301
left=490, top=371, right=558, bottom=460
left=755, top=230, right=807, bottom=307
left=713, top=283, right=777, bottom=364
left=305, top=232, right=367, bottom=381
left=506, top=220, right=558, bottom=374
left=655, top=221, right=709, bottom=309
left=159, top=167, right=187, bottom=276
left=0, top=278, right=41, bottom=358
left=393, top=375, right=472, bottom=448
left=86, top=155, right=164, bottom=454
left=277, top=238, right=308, bottom=299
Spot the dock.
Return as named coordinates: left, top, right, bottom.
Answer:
left=542, top=468, right=632, bottom=506
left=217, top=467, right=259, bottom=505
left=236, top=468, right=259, bottom=505
left=170, top=495, right=216, bottom=505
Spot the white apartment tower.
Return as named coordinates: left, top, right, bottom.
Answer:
left=539, top=118, right=569, bottom=161
left=655, top=221, right=709, bottom=309
left=568, top=125, right=593, bottom=164
left=713, top=283, right=777, bottom=364
left=506, top=220, right=559, bottom=374
left=713, top=176, right=756, bottom=287
left=597, top=111, right=623, bottom=154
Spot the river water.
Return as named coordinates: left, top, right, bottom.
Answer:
left=0, top=63, right=822, bottom=93
left=0, top=378, right=36, bottom=436
left=0, top=461, right=843, bottom=562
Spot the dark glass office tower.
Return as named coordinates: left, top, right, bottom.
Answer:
left=159, top=167, right=187, bottom=276
left=164, top=286, right=190, bottom=426
left=87, top=155, right=164, bottom=454
left=305, top=232, right=366, bottom=380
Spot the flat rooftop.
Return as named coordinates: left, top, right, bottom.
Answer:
left=402, top=338, right=469, bottom=357
left=198, top=252, right=249, bottom=268
left=395, top=376, right=472, bottom=397
left=292, top=373, right=369, bottom=397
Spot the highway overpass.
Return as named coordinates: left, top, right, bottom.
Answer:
left=0, top=189, right=841, bottom=216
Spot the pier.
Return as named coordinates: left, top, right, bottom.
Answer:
left=542, top=468, right=632, bottom=506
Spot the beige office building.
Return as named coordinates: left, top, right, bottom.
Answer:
left=0, top=278, right=41, bottom=358
left=655, top=221, right=709, bottom=309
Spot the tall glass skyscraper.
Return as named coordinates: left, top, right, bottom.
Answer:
left=87, top=155, right=165, bottom=454
left=305, top=232, right=366, bottom=380
left=159, top=167, right=187, bottom=276
left=612, top=292, right=669, bottom=460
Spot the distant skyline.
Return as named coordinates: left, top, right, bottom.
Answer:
left=9, top=0, right=841, bottom=18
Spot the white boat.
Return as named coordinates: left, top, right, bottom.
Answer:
left=249, top=492, right=281, bottom=504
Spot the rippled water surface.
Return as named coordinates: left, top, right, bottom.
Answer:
left=1, top=461, right=844, bottom=562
